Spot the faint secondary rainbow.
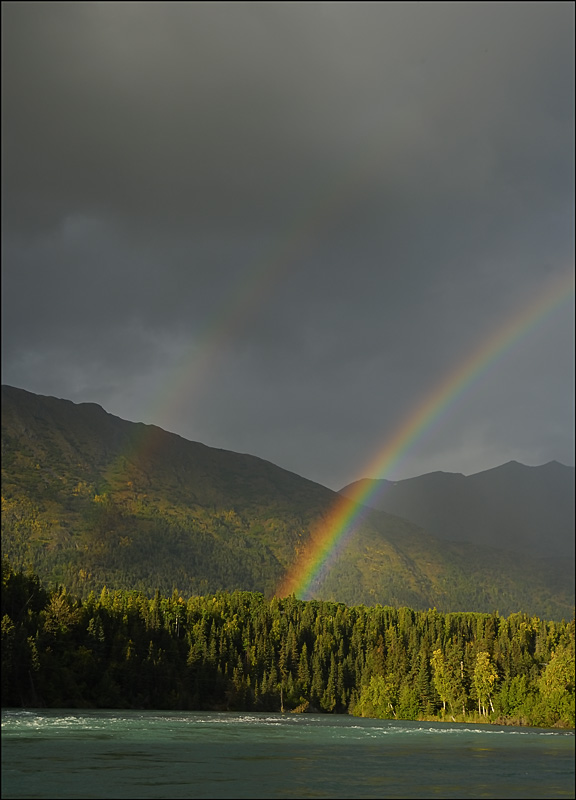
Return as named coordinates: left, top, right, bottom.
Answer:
left=277, top=269, right=575, bottom=600
left=102, top=142, right=385, bottom=481
left=133, top=139, right=385, bottom=438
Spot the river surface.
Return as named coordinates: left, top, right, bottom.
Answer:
left=2, top=709, right=574, bottom=799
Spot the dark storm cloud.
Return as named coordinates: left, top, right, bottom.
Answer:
left=4, top=2, right=572, bottom=232
left=2, top=2, right=574, bottom=489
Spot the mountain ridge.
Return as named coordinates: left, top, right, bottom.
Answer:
left=2, top=385, right=574, bottom=619
left=339, top=460, right=575, bottom=560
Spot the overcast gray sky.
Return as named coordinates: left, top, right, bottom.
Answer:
left=2, top=1, right=574, bottom=491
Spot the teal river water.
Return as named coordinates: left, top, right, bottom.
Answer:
left=1, top=709, right=574, bottom=799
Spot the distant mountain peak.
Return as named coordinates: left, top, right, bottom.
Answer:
left=339, top=459, right=574, bottom=561
left=541, top=459, right=572, bottom=469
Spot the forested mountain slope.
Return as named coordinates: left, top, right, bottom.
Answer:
left=2, top=385, right=574, bottom=619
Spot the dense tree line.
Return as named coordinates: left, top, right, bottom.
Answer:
left=2, top=559, right=574, bottom=728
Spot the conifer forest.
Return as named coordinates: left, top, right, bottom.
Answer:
left=2, top=560, right=574, bottom=729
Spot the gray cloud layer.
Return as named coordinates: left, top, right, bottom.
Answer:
left=2, top=2, right=574, bottom=489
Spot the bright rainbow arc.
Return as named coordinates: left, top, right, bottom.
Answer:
left=277, top=270, right=575, bottom=600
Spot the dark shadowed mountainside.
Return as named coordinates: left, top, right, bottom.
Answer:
left=2, top=385, right=574, bottom=619
left=339, top=460, right=575, bottom=560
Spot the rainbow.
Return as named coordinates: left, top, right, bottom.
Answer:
left=277, top=269, right=575, bottom=600
left=104, top=144, right=382, bottom=474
